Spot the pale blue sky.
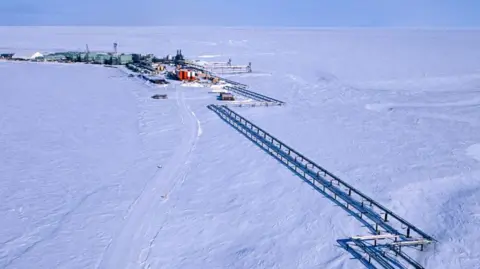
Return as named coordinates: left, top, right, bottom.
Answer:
left=0, top=0, right=479, bottom=27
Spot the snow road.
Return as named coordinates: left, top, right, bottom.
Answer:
left=98, top=87, right=201, bottom=269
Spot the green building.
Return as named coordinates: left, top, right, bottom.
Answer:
left=118, top=54, right=133, bottom=65
left=43, top=52, right=85, bottom=62
left=44, top=54, right=67, bottom=62
left=94, top=53, right=112, bottom=64
left=42, top=51, right=134, bottom=65
left=63, top=52, right=81, bottom=62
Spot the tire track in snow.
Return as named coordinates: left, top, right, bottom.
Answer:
left=192, top=110, right=203, bottom=137
left=97, top=87, right=200, bottom=269
left=139, top=95, right=202, bottom=269
left=162, top=92, right=202, bottom=201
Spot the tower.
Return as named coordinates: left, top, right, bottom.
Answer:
left=85, top=44, right=90, bottom=62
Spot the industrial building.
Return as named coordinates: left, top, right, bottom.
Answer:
left=44, top=53, right=67, bottom=62
left=94, top=53, right=112, bottom=64
left=36, top=43, right=135, bottom=65
left=174, top=50, right=185, bottom=65
left=219, top=92, right=235, bottom=101
left=176, top=69, right=197, bottom=81
left=0, top=53, right=14, bottom=59
left=1, top=48, right=251, bottom=87
left=118, top=54, right=133, bottom=65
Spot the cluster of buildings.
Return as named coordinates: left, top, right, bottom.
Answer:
left=1, top=46, right=248, bottom=102
left=1, top=46, right=251, bottom=77
left=1, top=50, right=136, bottom=65
left=0, top=43, right=173, bottom=66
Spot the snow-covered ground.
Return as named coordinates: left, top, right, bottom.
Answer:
left=1, top=27, right=480, bottom=269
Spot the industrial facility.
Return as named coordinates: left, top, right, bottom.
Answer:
left=1, top=45, right=265, bottom=105
left=0, top=43, right=140, bottom=65
left=0, top=41, right=437, bottom=269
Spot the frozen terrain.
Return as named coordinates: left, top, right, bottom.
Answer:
left=1, top=27, right=480, bottom=268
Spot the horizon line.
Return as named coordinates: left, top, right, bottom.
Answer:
left=1, top=25, right=480, bottom=30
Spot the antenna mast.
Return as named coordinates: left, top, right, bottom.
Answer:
left=85, top=44, right=90, bottom=62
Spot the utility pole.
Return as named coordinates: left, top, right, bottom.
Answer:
left=85, top=44, right=90, bottom=63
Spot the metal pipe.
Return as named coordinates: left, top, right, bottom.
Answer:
left=209, top=104, right=434, bottom=242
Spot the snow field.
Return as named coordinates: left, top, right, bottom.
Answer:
left=1, top=27, right=480, bottom=268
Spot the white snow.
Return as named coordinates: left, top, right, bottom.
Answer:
left=191, top=111, right=203, bottom=137
left=31, top=52, right=44, bottom=59
left=197, top=55, right=222, bottom=58
left=467, top=144, right=480, bottom=162
left=12, top=51, right=43, bottom=60
left=0, top=61, right=184, bottom=269
left=181, top=82, right=204, bottom=88
left=210, top=88, right=228, bottom=93
left=1, top=27, right=480, bottom=269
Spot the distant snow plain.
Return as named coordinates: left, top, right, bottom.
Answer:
left=1, top=27, right=480, bottom=269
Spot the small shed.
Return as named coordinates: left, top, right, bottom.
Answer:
left=152, top=63, right=165, bottom=72
left=152, top=94, right=168, bottom=99
left=219, top=92, right=235, bottom=101
left=142, top=75, right=169, bottom=85
left=150, top=78, right=169, bottom=84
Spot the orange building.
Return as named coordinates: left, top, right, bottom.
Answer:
left=177, top=69, right=196, bottom=81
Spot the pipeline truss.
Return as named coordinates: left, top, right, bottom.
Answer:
left=207, top=104, right=435, bottom=269
left=216, top=77, right=249, bottom=89
left=184, top=62, right=250, bottom=88
left=185, top=60, right=252, bottom=74
left=218, top=101, right=282, bottom=108
left=224, top=86, right=285, bottom=106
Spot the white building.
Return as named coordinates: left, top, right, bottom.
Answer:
left=12, top=51, right=44, bottom=60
